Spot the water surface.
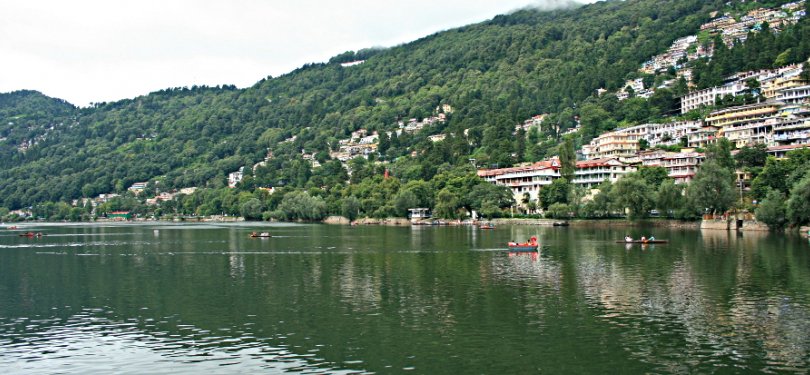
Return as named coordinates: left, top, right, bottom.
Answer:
left=1, top=223, right=809, bottom=373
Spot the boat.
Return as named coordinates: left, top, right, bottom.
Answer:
left=479, top=224, right=496, bottom=230
left=552, top=221, right=569, bottom=227
left=249, top=232, right=272, bottom=238
left=18, top=232, right=43, bottom=238
left=616, top=240, right=668, bottom=244
left=508, top=236, right=539, bottom=252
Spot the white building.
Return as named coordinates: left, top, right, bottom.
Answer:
left=228, top=167, right=244, bottom=188
left=477, top=160, right=561, bottom=203
left=644, top=121, right=702, bottom=147
left=661, top=152, right=704, bottom=184
left=776, top=84, right=810, bottom=104
left=574, top=159, right=637, bottom=189
left=477, top=158, right=636, bottom=202
left=587, top=124, right=648, bottom=159
left=680, top=81, right=747, bottom=114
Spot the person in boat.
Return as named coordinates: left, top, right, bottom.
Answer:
left=648, top=236, right=655, bottom=241
left=251, top=231, right=257, bottom=237
left=625, top=235, right=633, bottom=243
left=641, top=236, right=647, bottom=242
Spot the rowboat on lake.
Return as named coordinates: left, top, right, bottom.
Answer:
left=250, top=232, right=272, bottom=238
left=508, top=236, right=539, bottom=252
left=616, top=240, right=668, bottom=244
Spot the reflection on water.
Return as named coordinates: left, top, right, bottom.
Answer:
left=0, top=223, right=809, bottom=373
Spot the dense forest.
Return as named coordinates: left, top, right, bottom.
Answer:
left=1, top=0, right=809, bottom=229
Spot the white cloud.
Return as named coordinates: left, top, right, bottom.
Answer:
left=0, top=0, right=596, bottom=106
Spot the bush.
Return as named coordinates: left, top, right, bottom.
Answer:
left=545, top=203, right=572, bottom=219
left=755, top=189, right=786, bottom=230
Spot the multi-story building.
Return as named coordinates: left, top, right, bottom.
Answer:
left=686, top=126, right=719, bottom=148
left=128, top=182, right=148, bottom=194
left=587, top=124, right=647, bottom=159
left=477, top=160, right=560, bottom=203
left=772, top=116, right=810, bottom=146
left=767, top=143, right=810, bottom=158
left=477, top=158, right=636, bottom=203
left=574, top=159, right=637, bottom=189
left=644, top=120, right=702, bottom=147
left=777, top=84, right=810, bottom=104
left=680, top=81, right=747, bottom=114
left=771, top=105, right=810, bottom=146
left=660, top=152, right=704, bottom=184
left=706, top=102, right=782, bottom=147
left=762, top=65, right=805, bottom=98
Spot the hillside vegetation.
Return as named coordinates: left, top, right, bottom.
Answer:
left=7, top=0, right=809, bottom=226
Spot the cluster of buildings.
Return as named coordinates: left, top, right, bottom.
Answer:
left=483, top=97, right=810, bottom=205
left=702, top=2, right=805, bottom=47
left=680, top=63, right=806, bottom=113
left=477, top=158, right=637, bottom=203
left=329, top=129, right=381, bottom=162
left=643, top=1, right=805, bottom=76
left=619, top=1, right=806, bottom=101
left=640, top=35, right=710, bottom=75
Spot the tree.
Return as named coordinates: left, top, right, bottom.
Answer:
left=638, top=166, right=669, bottom=187
left=545, top=203, right=572, bottom=219
left=656, top=180, right=684, bottom=218
left=756, top=189, right=786, bottom=230
left=341, top=196, right=361, bottom=221
left=787, top=175, right=810, bottom=227
left=377, top=131, right=390, bottom=157
left=394, top=190, right=419, bottom=217
left=434, top=188, right=462, bottom=219
left=611, top=173, right=655, bottom=220
left=687, top=160, right=736, bottom=215
left=638, top=138, right=650, bottom=151
left=558, top=139, right=576, bottom=182
left=705, top=138, right=735, bottom=171
left=751, top=157, right=792, bottom=200
left=240, top=198, right=263, bottom=220
left=735, top=144, right=768, bottom=169
left=467, top=183, right=514, bottom=214
left=540, top=178, right=570, bottom=209
left=278, top=191, right=327, bottom=221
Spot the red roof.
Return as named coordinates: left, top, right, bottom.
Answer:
left=576, top=158, right=619, bottom=168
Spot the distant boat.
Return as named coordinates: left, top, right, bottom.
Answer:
left=552, top=221, right=569, bottom=227
left=479, top=224, right=495, bottom=230
left=616, top=240, right=668, bottom=244
left=250, top=232, right=272, bottom=238
left=19, top=232, right=42, bottom=238
left=508, top=236, right=539, bottom=252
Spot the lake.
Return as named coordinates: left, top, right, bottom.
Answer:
left=1, top=223, right=809, bottom=373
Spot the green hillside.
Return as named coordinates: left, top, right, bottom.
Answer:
left=0, top=0, right=739, bottom=210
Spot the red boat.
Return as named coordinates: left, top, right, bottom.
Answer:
left=479, top=224, right=495, bottom=230
left=19, top=232, right=43, bottom=238
left=508, top=236, right=539, bottom=252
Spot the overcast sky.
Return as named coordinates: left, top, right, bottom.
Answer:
left=0, top=0, right=596, bottom=107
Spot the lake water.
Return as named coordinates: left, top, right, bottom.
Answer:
left=1, top=223, right=809, bottom=374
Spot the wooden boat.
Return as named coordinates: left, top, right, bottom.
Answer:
left=552, top=221, right=569, bottom=227
left=616, top=240, right=668, bottom=244
left=479, top=224, right=495, bottom=230
left=249, top=232, right=272, bottom=238
left=508, top=236, right=539, bottom=252
left=19, top=232, right=42, bottom=238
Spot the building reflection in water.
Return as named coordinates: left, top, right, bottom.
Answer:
left=572, top=232, right=810, bottom=371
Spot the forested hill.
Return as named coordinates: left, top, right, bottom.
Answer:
left=0, top=0, right=726, bottom=209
